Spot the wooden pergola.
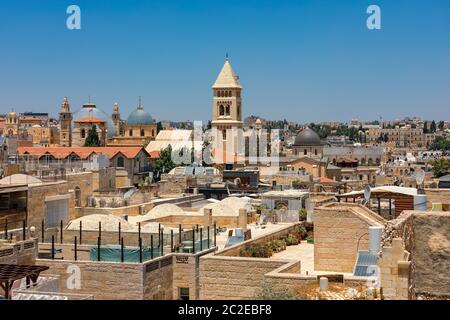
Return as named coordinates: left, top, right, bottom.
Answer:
left=337, top=189, right=415, bottom=218
left=0, top=264, right=49, bottom=300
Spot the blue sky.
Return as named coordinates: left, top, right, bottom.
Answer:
left=0, top=0, right=449, bottom=123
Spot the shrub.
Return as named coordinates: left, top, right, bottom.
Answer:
left=298, top=208, right=308, bottom=221
left=254, top=281, right=298, bottom=300
left=285, top=234, right=299, bottom=246
left=239, top=243, right=273, bottom=258
left=294, top=225, right=308, bottom=240
left=267, top=239, right=286, bottom=252
left=304, top=222, right=314, bottom=231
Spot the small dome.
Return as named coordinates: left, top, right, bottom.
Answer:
left=294, top=127, right=322, bottom=146
left=127, top=106, right=154, bottom=125
left=7, top=111, right=17, bottom=117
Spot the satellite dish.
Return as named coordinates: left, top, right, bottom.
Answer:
left=364, top=185, right=372, bottom=202
left=416, top=169, right=425, bottom=185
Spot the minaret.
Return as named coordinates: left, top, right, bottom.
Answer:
left=211, top=55, right=243, bottom=164
left=59, top=97, right=72, bottom=146
left=112, top=102, right=122, bottom=136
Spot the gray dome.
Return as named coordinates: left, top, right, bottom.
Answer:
left=293, top=127, right=322, bottom=146
left=72, top=103, right=116, bottom=138
left=127, top=107, right=154, bottom=125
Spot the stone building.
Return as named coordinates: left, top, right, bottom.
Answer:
left=72, top=117, right=107, bottom=147
left=292, top=127, right=325, bottom=158
left=4, top=111, right=19, bottom=136
left=107, top=97, right=157, bottom=147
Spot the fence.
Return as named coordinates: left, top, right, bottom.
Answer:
left=38, top=219, right=217, bottom=264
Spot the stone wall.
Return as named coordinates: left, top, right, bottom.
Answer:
left=38, top=259, right=145, bottom=299
left=379, top=238, right=411, bottom=300
left=27, top=181, right=75, bottom=236
left=314, top=205, right=383, bottom=273
left=199, top=255, right=289, bottom=299
left=0, top=238, right=37, bottom=265
left=381, top=211, right=450, bottom=299
left=66, top=172, right=93, bottom=207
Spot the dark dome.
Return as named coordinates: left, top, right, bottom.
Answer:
left=127, top=107, right=154, bottom=125
left=293, top=127, right=322, bottom=146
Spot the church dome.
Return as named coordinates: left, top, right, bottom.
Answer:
left=294, top=127, right=322, bottom=146
left=72, top=102, right=116, bottom=138
left=126, top=98, right=155, bottom=125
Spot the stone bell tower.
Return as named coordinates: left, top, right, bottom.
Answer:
left=211, top=55, right=243, bottom=164
left=59, top=97, right=72, bottom=147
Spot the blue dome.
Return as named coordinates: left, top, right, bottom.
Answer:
left=72, top=103, right=116, bottom=138
left=127, top=107, right=155, bottom=125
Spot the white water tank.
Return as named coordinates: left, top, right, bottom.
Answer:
left=368, top=226, right=383, bottom=255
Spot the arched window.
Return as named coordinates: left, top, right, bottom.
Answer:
left=219, top=105, right=224, bottom=116
left=81, top=129, right=86, bottom=138
left=117, top=156, right=124, bottom=167
left=129, top=129, right=133, bottom=136
left=304, top=149, right=308, bottom=156
left=140, top=129, right=145, bottom=137
left=225, top=105, right=230, bottom=115
left=229, top=91, right=232, bottom=97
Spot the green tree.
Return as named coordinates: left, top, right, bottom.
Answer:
left=438, top=121, right=445, bottom=131
left=156, top=121, right=163, bottom=134
left=430, top=137, right=450, bottom=151
left=429, top=158, right=450, bottom=178
left=84, top=125, right=101, bottom=147
left=423, top=121, right=429, bottom=134
left=430, top=120, right=437, bottom=133
left=153, top=145, right=175, bottom=177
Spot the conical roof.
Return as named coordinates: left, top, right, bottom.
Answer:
left=212, top=58, right=241, bottom=89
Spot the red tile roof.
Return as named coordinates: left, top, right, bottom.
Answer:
left=319, top=177, right=337, bottom=184
left=73, top=117, right=106, bottom=124
left=17, top=146, right=147, bottom=160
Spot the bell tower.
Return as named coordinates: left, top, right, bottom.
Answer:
left=211, top=55, right=243, bottom=164
left=59, top=97, right=72, bottom=147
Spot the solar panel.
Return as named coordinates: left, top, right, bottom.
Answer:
left=353, top=251, right=378, bottom=277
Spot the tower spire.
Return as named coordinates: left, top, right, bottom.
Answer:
left=138, top=96, right=143, bottom=109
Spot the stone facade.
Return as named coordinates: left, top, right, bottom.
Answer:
left=379, top=238, right=411, bottom=300
left=314, top=203, right=385, bottom=273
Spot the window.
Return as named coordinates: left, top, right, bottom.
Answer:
left=219, top=105, right=224, bottom=116
left=129, top=129, right=133, bottom=136
left=304, top=149, right=307, bottom=156
left=117, top=156, right=124, bottom=167
left=314, top=149, right=318, bottom=156
left=140, top=129, right=145, bottom=137
left=75, top=187, right=81, bottom=207
left=81, top=129, right=86, bottom=138
left=222, top=130, right=227, bottom=140
left=225, top=105, right=230, bottom=115
left=179, top=288, right=189, bottom=300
